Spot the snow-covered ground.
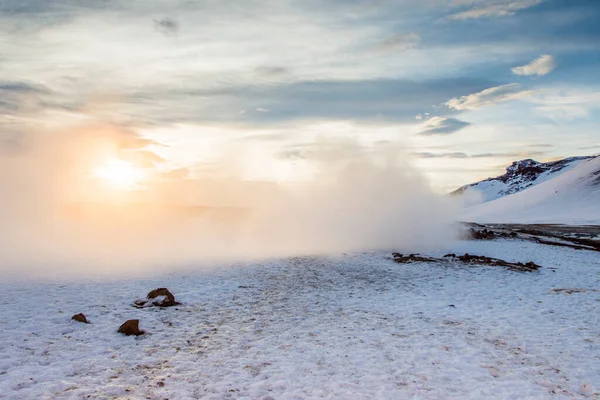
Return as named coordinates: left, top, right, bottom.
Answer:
left=1, top=239, right=599, bottom=399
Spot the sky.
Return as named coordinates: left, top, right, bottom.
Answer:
left=1, top=0, right=600, bottom=194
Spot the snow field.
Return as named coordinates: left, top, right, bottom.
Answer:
left=0, top=240, right=599, bottom=399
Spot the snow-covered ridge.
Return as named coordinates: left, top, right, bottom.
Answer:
left=462, top=155, right=600, bottom=224
left=451, top=156, right=595, bottom=203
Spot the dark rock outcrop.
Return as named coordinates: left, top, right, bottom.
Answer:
left=447, top=253, right=542, bottom=272
left=469, top=228, right=496, bottom=240
left=394, top=251, right=542, bottom=272
left=392, top=253, right=437, bottom=263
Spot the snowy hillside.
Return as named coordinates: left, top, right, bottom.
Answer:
left=452, top=156, right=594, bottom=204
left=463, top=155, right=600, bottom=224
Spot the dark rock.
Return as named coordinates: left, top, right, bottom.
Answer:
left=71, top=313, right=89, bottom=324
left=147, top=288, right=177, bottom=306
left=134, top=288, right=179, bottom=308
left=394, top=251, right=543, bottom=272
left=392, top=253, right=436, bottom=264
left=118, top=319, right=144, bottom=336
left=470, top=228, right=496, bottom=240
left=451, top=253, right=542, bottom=272
left=551, top=288, right=599, bottom=295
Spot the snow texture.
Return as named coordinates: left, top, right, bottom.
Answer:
left=0, top=240, right=599, bottom=399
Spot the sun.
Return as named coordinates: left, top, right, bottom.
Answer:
left=92, top=158, right=143, bottom=190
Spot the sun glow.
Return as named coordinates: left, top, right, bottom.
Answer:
left=92, top=158, right=144, bottom=190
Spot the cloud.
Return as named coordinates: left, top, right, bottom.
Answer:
left=109, top=128, right=163, bottom=151
left=419, top=116, right=471, bottom=135
left=117, top=77, right=493, bottom=125
left=448, top=0, right=545, bottom=20
left=415, top=152, right=469, bottom=158
left=512, top=54, right=555, bottom=76
left=0, top=123, right=166, bottom=172
left=469, top=151, right=545, bottom=158
left=578, top=145, right=600, bottom=151
left=414, top=150, right=546, bottom=159
left=274, top=139, right=372, bottom=162
left=238, top=133, right=288, bottom=142
left=159, top=167, right=191, bottom=180
left=375, top=33, right=420, bottom=52
left=254, top=66, right=290, bottom=77
left=122, top=150, right=166, bottom=168
left=446, top=83, right=532, bottom=110
left=154, top=18, right=179, bottom=36
left=276, top=149, right=307, bottom=160
left=0, top=81, right=52, bottom=113
left=530, top=88, right=600, bottom=121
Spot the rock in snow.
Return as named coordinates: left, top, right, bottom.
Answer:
left=71, top=313, right=89, bottom=324
left=118, top=319, right=144, bottom=336
left=134, top=287, right=179, bottom=308
left=147, top=288, right=178, bottom=306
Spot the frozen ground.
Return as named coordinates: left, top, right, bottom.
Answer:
left=0, top=240, right=599, bottom=399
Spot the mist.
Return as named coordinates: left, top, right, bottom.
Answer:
left=0, top=127, right=460, bottom=279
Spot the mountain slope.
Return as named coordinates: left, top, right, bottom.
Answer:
left=452, top=156, right=594, bottom=204
left=462, top=155, right=600, bottom=224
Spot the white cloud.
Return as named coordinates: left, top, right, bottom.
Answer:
left=446, top=83, right=532, bottom=111
left=512, top=54, right=555, bottom=76
left=419, top=116, right=471, bottom=135
left=448, top=0, right=545, bottom=20
left=531, top=88, right=600, bottom=121
left=415, top=151, right=469, bottom=158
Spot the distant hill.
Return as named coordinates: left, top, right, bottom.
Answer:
left=459, top=155, right=600, bottom=224
left=451, top=156, right=595, bottom=203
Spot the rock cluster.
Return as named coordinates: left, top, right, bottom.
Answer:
left=392, top=253, right=436, bottom=263
left=392, top=252, right=542, bottom=272
left=444, top=253, right=542, bottom=272
left=69, top=287, right=179, bottom=336
left=468, top=227, right=517, bottom=240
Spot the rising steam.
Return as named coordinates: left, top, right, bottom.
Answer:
left=0, top=126, right=459, bottom=279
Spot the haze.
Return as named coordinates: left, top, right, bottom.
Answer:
left=1, top=0, right=599, bottom=277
